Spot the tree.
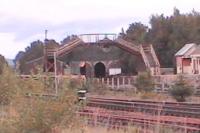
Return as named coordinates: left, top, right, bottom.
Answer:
left=119, top=8, right=200, bottom=68
left=135, top=71, right=154, bottom=92
left=123, top=22, right=148, bottom=44
left=61, top=35, right=78, bottom=45
left=149, top=9, right=200, bottom=67
left=169, top=75, right=193, bottom=102
left=15, top=39, right=60, bottom=74
left=15, top=40, right=44, bottom=73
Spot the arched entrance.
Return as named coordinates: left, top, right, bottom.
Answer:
left=94, top=62, right=106, bottom=78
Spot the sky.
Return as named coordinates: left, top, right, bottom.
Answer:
left=0, top=0, right=200, bottom=59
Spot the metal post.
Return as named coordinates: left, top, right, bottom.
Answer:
left=54, top=52, right=58, bottom=95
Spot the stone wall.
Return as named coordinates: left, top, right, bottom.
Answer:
left=59, top=44, right=146, bottom=75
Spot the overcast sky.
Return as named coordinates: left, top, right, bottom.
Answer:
left=0, top=0, right=200, bottom=59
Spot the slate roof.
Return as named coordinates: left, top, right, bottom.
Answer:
left=175, top=43, right=196, bottom=56
left=191, top=45, right=200, bottom=56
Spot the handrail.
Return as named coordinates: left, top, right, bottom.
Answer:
left=140, top=45, right=150, bottom=68
left=150, top=44, right=160, bottom=67
left=115, top=38, right=140, bottom=52
left=56, top=38, right=83, bottom=56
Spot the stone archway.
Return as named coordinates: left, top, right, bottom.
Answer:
left=94, top=62, right=106, bottom=78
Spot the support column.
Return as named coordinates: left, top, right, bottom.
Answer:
left=195, top=58, right=197, bottom=74
left=192, top=58, right=194, bottom=74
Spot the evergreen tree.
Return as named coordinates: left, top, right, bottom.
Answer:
left=169, top=75, right=193, bottom=102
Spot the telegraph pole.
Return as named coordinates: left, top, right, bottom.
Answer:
left=44, top=30, right=48, bottom=73
left=45, top=30, right=48, bottom=40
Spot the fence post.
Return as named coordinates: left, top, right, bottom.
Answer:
left=107, top=78, right=109, bottom=86
left=122, top=76, right=125, bottom=86
left=112, top=78, right=114, bottom=88
left=117, top=77, right=120, bottom=89
left=128, top=78, right=131, bottom=86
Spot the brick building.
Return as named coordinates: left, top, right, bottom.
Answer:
left=175, top=43, right=200, bottom=74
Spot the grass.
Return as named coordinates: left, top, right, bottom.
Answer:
left=62, top=126, right=140, bottom=133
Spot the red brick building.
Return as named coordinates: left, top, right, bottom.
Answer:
left=175, top=43, right=200, bottom=74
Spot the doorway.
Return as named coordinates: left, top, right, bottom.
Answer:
left=94, top=62, right=106, bottom=78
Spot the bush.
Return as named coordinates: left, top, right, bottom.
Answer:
left=13, top=76, right=80, bottom=133
left=169, top=75, right=193, bottom=102
left=0, top=66, right=20, bottom=105
left=15, top=89, right=78, bottom=133
left=135, top=71, right=154, bottom=92
left=0, top=65, right=82, bottom=132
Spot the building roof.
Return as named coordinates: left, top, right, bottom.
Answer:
left=190, top=45, right=200, bottom=57
left=175, top=43, right=196, bottom=56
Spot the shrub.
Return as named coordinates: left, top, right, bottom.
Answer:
left=0, top=64, right=81, bottom=132
left=13, top=74, right=81, bottom=133
left=169, top=75, right=193, bottom=102
left=0, top=66, right=20, bottom=105
left=15, top=89, right=78, bottom=133
left=135, top=71, right=154, bottom=92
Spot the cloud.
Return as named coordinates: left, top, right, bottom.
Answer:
left=0, top=17, right=137, bottom=58
left=0, top=16, right=138, bottom=41
left=0, top=0, right=200, bottom=59
left=0, top=33, right=27, bottom=58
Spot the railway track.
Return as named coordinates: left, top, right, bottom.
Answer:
left=86, top=97, right=200, bottom=118
left=78, top=97, right=200, bottom=132
left=79, top=107, right=200, bottom=132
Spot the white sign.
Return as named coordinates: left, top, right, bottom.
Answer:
left=109, top=68, right=121, bottom=75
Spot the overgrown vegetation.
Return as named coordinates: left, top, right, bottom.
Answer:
left=0, top=66, right=19, bottom=105
left=0, top=64, right=82, bottom=133
left=169, top=75, right=194, bottom=102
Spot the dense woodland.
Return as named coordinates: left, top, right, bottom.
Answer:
left=15, top=8, right=200, bottom=70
